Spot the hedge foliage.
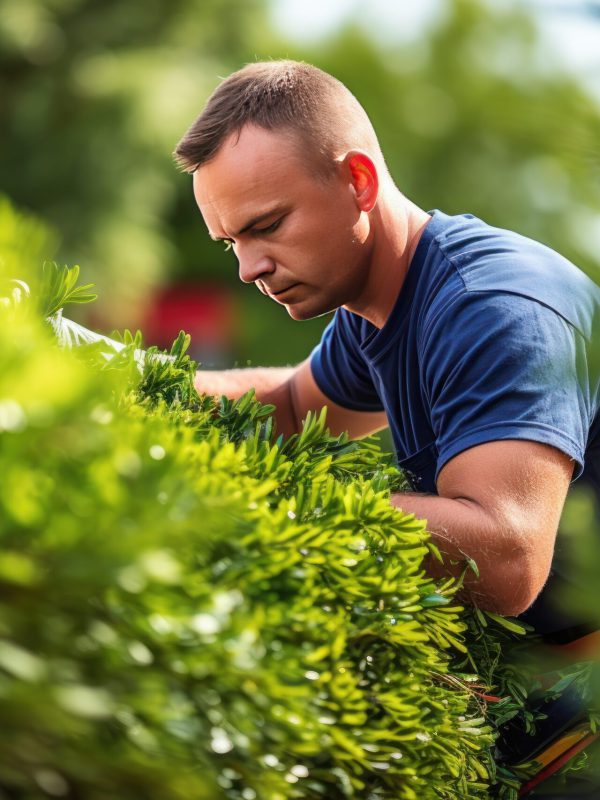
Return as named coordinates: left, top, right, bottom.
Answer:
left=1, top=198, right=597, bottom=799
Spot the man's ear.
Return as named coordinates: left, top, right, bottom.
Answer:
left=346, top=152, right=379, bottom=213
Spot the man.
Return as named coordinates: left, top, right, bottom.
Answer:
left=174, top=60, right=600, bottom=638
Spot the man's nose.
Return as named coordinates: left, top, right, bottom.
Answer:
left=237, top=249, right=276, bottom=285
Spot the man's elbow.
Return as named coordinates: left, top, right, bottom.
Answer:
left=484, top=537, right=553, bottom=617
left=491, top=587, right=538, bottom=619
left=475, top=581, right=540, bottom=619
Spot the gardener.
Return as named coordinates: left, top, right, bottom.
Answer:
left=175, top=60, right=600, bottom=641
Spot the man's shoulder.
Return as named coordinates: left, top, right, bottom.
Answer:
left=428, top=211, right=600, bottom=341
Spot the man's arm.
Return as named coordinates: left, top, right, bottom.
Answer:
left=194, top=357, right=389, bottom=439
left=391, top=439, right=575, bottom=616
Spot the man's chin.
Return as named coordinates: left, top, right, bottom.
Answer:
left=285, top=303, right=312, bottom=321
left=284, top=299, right=336, bottom=321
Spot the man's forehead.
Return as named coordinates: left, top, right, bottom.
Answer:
left=200, top=125, right=305, bottom=184
left=193, top=126, right=309, bottom=233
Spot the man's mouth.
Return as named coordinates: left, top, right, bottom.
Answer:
left=270, top=284, right=299, bottom=299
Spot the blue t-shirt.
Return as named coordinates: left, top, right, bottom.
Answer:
left=311, top=209, right=600, bottom=637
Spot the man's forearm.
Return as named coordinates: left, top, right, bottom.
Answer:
left=391, top=492, right=536, bottom=616
left=194, top=366, right=298, bottom=437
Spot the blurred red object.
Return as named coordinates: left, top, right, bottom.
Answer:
left=142, top=281, right=237, bottom=366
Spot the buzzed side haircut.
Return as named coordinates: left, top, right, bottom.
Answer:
left=174, top=60, right=385, bottom=177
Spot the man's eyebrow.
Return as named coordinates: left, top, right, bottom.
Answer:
left=211, top=205, right=288, bottom=241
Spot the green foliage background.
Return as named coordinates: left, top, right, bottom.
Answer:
left=1, top=0, right=599, bottom=363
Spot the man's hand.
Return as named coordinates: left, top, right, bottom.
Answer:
left=391, top=439, right=575, bottom=616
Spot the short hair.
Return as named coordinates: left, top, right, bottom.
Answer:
left=173, top=60, right=385, bottom=177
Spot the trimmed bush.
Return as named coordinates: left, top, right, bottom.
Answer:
left=1, top=198, right=597, bottom=799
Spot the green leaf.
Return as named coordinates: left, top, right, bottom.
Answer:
left=421, top=593, right=451, bottom=607
left=484, top=612, right=529, bottom=635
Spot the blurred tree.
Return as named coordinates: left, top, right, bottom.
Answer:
left=0, top=0, right=270, bottom=326
left=2, top=0, right=600, bottom=367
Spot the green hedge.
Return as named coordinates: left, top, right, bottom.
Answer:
left=1, top=198, right=596, bottom=799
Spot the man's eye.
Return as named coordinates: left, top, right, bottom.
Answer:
left=255, top=219, right=282, bottom=236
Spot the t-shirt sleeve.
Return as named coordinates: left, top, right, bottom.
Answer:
left=421, top=291, right=592, bottom=482
left=310, top=310, right=384, bottom=411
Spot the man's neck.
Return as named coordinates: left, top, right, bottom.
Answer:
left=344, top=190, right=431, bottom=329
